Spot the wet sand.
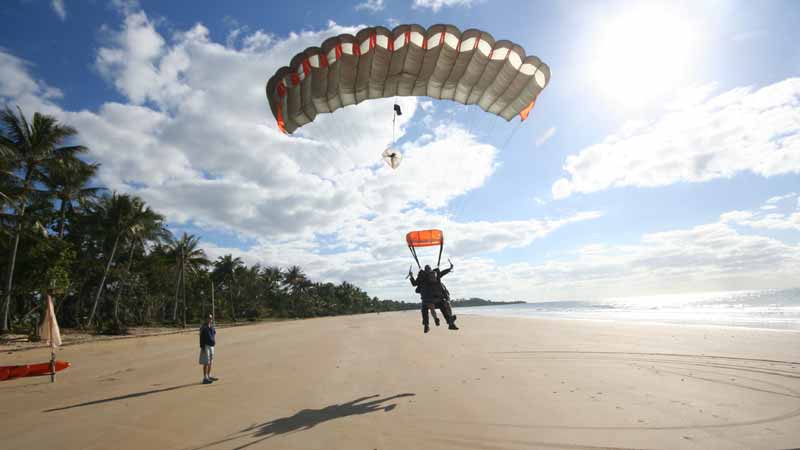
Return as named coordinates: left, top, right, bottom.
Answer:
left=2, top=312, right=799, bottom=450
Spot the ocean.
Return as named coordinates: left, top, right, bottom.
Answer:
left=453, top=288, right=800, bottom=331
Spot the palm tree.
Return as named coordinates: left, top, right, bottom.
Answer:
left=112, top=203, right=167, bottom=325
left=0, top=149, right=13, bottom=207
left=283, top=265, right=310, bottom=317
left=284, top=265, right=309, bottom=295
left=0, top=153, right=17, bottom=234
left=42, top=157, right=102, bottom=238
left=0, top=107, right=87, bottom=333
left=260, top=265, right=284, bottom=313
left=213, top=254, right=244, bottom=322
left=86, top=193, right=157, bottom=327
left=166, top=233, right=209, bottom=326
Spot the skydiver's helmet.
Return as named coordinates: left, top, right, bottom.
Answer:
left=424, top=265, right=431, bottom=272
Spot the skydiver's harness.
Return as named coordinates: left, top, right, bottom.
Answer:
left=413, top=269, right=451, bottom=304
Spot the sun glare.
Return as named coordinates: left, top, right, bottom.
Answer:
left=592, top=6, right=696, bottom=108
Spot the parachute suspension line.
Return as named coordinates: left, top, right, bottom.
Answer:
left=316, top=117, right=334, bottom=152
left=409, top=245, right=421, bottom=269
left=480, top=114, right=494, bottom=138
left=465, top=105, right=478, bottom=137
left=487, top=115, right=501, bottom=144
left=392, top=95, right=399, bottom=146
left=323, top=120, right=346, bottom=159
left=499, top=120, right=524, bottom=152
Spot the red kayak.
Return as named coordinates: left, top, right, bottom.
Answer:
left=0, top=360, right=70, bottom=381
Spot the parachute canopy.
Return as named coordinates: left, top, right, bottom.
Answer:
left=406, top=229, right=444, bottom=248
left=382, top=148, right=402, bottom=169
left=406, top=229, right=444, bottom=269
left=266, top=24, right=551, bottom=134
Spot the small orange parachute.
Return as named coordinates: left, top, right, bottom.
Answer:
left=406, top=229, right=444, bottom=268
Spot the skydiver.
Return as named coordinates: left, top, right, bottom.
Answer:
left=409, top=262, right=458, bottom=333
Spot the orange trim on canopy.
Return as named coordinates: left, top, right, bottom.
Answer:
left=406, top=229, right=443, bottom=248
left=275, top=103, right=287, bottom=134
left=519, top=98, right=536, bottom=121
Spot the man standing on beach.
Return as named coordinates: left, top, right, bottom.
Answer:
left=199, top=314, right=216, bottom=384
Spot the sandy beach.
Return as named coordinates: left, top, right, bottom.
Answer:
left=2, top=312, right=800, bottom=450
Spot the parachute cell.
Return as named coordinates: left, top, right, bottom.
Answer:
left=266, top=24, right=551, bottom=134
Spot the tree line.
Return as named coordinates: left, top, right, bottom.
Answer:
left=0, top=107, right=415, bottom=336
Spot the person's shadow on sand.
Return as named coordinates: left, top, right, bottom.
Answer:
left=194, top=393, right=415, bottom=450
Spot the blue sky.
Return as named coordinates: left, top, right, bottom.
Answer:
left=1, top=0, right=799, bottom=301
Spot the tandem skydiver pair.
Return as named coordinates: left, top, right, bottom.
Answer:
left=406, top=229, right=459, bottom=334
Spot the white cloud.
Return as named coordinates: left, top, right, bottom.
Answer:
left=724, top=210, right=800, bottom=232
left=437, top=196, right=800, bottom=301
left=720, top=194, right=800, bottom=231
left=440, top=217, right=800, bottom=301
left=552, top=78, right=800, bottom=199
left=200, top=208, right=603, bottom=300
left=765, top=192, right=797, bottom=204
left=109, top=0, right=140, bottom=15
left=0, top=50, right=63, bottom=114
left=412, top=0, right=476, bottom=12
left=355, top=0, right=385, bottom=12
left=51, top=0, right=66, bottom=20
left=535, top=126, right=556, bottom=147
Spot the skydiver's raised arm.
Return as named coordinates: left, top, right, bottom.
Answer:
left=439, top=260, right=454, bottom=277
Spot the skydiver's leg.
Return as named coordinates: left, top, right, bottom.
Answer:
left=430, top=304, right=440, bottom=326
left=442, top=300, right=455, bottom=322
left=437, top=300, right=458, bottom=330
left=435, top=300, right=452, bottom=323
left=420, top=302, right=430, bottom=333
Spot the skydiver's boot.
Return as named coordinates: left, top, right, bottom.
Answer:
left=424, top=324, right=430, bottom=333
left=440, top=306, right=458, bottom=330
left=448, top=313, right=459, bottom=330
left=442, top=301, right=458, bottom=329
